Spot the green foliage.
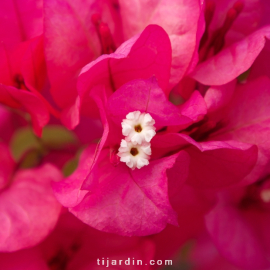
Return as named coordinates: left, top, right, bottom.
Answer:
left=10, top=125, right=78, bottom=169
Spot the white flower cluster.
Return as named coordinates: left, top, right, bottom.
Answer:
left=117, top=111, right=156, bottom=170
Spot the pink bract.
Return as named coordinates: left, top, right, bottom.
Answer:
left=191, top=26, right=270, bottom=85
left=0, top=248, right=49, bottom=270
left=210, top=76, right=270, bottom=185
left=0, top=84, right=49, bottom=137
left=0, top=0, right=43, bottom=49
left=0, top=2, right=270, bottom=269
left=117, top=0, right=205, bottom=86
left=44, top=0, right=122, bottom=129
left=0, top=36, right=51, bottom=136
left=205, top=183, right=270, bottom=270
left=0, top=163, right=62, bottom=252
left=78, top=24, right=172, bottom=117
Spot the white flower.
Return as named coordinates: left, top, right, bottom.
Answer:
left=121, top=111, right=156, bottom=145
left=117, top=139, right=151, bottom=170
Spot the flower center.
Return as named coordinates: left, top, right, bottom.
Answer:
left=134, top=124, right=142, bottom=133
left=121, top=111, right=156, bottom=145
left=130, top=147, right=139, bottom=156
left=117, top=140, right=151, bottom=170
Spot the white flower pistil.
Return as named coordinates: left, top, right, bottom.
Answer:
left=121, top=111, right=156, bottom=145
left=117, top=139, right=151, bottom=170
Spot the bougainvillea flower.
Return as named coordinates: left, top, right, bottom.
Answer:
left=167, top=76, right=270, bottom=189
left=0, top=36, right=54, bottom=136
left=54, top=73, right=257, bottom=236
left=0, top=36, right=45, bottom=92
left=54, top=76, right=200, bottom=236
left=44, top=0, right=123, bottom=128
left=0, top=146, right=62, bottom=252
left=78, top=23, right=204, bottom=122
left=0, top=84, right=49, bottom=137
left=44, top=0, right=205, bottom=127
left=0, top=1, right=62, bottom=137
left=203, top=0, right=263, bottom=45
left=208, top=76, right=270, bottom=185
left=156, top=133, right=257, bottom=189
left=0, top=0, right=50, bottom=136
left=78, top=24, right=173, bottom=116
left=205, top=178, right=270, bottom=270
left=174, top=74, right=270, bottom=191
left=54, top=21, right=263, bottom=237
left=117, top=0, right=205, bottom=86
left=190, top=0, right=270, bottom=86
left=191, top=26, right=270, bottom=85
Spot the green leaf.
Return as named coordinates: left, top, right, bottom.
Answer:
left=62, top=148, right=83, bottom=177
left=42, top=126, right=78, bottom=149
left=10, top=128, right=41, bottom=161
left=10, top=125, right=78, bottom=162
